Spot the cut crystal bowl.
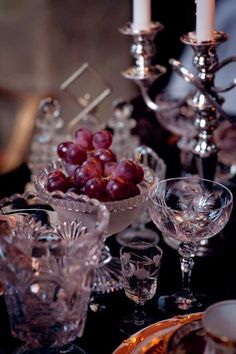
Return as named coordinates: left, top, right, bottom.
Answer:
left=34, top=160, right=154, bottom=236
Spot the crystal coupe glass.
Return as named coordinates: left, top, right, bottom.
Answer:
left=34, top=160, right=154, bottom=294
left=148, top=176, right=233, bottom=313
left=0, top=192, right=109, bottom=353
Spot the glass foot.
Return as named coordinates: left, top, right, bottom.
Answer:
left=116, top=227, right=160, bottom=246
left=92, top=246, right=123, bottom=293
left=13, top=343, right=86, bottom=354
left=158, top=293, right=206, bottom=315
left=119, top=311, right=156, bottom=337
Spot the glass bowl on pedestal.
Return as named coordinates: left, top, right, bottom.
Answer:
left=34, top=160, right=154, bottom=294
left=0, top=191, right=109, bottom=354
left=148, top=176, right=233, bottom=314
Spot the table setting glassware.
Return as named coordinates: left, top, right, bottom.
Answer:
left=148, top=176, right=233, bottom=314
left=0, top=191, right=109, bottom=354
left=34, top=159, right=154, bottom=294
left=119, top=240, right=163, bottom=336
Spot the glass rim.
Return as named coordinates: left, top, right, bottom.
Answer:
left=34, top=159, right=153, bottom=213
left=149, top=176, right=233, bottom=213
left=120, top=241, right=163, bottom=256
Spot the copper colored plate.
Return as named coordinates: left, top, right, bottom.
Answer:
left=113, top=313, right=202, bottom=354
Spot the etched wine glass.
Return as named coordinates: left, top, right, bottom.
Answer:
left=148, top=176, right=233, bottom=313
left=120, top=241, right=163, bottom=335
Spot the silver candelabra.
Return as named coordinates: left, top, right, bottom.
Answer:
left=120, top=21, right=236, bottom=180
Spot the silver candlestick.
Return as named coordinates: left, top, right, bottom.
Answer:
left=119, top=21, right=171, bottom=112
left=121, top=22, right=236, bottom=180
left=170, top=31, right=236, bottom=180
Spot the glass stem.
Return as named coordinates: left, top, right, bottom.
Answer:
left=178, top=242, right=197, bottom=295
left=180, top=256, right=194, bottom=294
left=133, top=303, right=146, bottom=326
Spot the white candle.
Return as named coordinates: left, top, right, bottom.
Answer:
left=132, top=0, right=151, bottom=31
left=195, top=0, right=215, bottom=42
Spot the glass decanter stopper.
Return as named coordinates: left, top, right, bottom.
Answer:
left=27, top=97, right=64, bottom=188
left=108, top=98, right=139, bottom=160
left=36, top=97, right=63, bottom=144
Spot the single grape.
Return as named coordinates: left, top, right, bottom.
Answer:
left=74, top=164, right=99, bottom=187
left=83, top=177, right=107, bottom=199
left=92, top=148, right=117, bottom=164
left=74, top=128, right=93, bottom=149
left=48, top=170, right=66, bottom=180
left=47, top=175, right=69, bottom=193
left=92, top=130, right=113, bottom=149
left=129, top=183, right=140, bottom=197
left=103, top=161, right=117, bottom=177
left=82, top=156, right=103, bottom=175
left=67, top=143, right=87, bottom=165
left=106, top=176, right=130, bottom=201
left=66, top=177, right=82, bottom=195
left=113, top=160, right=138, bottom=183
left=57, top=141, right=74, bottom=160
left=67, top=176, right=77, bottom=188
left=133, top=162, right=144, bottom=184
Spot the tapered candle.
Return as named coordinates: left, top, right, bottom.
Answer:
left=196, top=0, right=215, bottom=42
left=133, top=0, right=151, bottom=31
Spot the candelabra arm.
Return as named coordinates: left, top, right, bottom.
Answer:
left=136, top=79, right=187, bottom=112
left=212, top=55, right=236, bottom=93
left=169, top=58, right=232, bottom=123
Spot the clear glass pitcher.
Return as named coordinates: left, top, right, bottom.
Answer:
left=0, top=192, right=109, bottom=353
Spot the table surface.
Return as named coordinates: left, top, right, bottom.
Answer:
left=1, top=109, right=236, bottom=352
left=0, top=204, right=235, bottom=354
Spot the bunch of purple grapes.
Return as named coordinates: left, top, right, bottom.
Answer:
left=46, top=128, right=144, bottom=201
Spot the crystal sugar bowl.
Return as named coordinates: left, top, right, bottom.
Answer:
left=0, top=192, right=109, bottom=353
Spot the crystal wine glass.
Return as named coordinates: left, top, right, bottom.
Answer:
left=0, top=191, right=109, bottom=354
left=34, top=160, right=154, bottom=294
left=120, top=241, right=163, bottom=335
left=148, top=176, right=233, bottom=313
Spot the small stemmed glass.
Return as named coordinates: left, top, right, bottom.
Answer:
left=148, top=176, right=233, bottom=314
left=119, top=241, right=163, bottom=335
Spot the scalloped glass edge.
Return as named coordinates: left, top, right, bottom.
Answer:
left=0, top=190, right=110, bottom=237
left=34, top=160, right=155, bottom=214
